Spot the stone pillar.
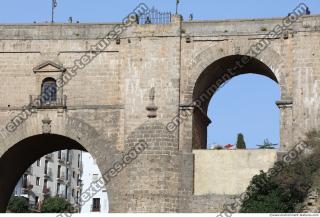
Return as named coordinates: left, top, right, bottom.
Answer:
left=192, top=107, right=212, bottom=149
left=276, top=98, right=293, bottom=151
left=178, top=105, right=194, bottom=152
left=124, top=120, right=180, bottom=212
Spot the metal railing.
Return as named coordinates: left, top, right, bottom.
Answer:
left=58, top=153, right=66, bottom=164
left=45, top=153, right=53, bottom=160
left=57, top=174, right=65, bottom=182
left=25, top=167, right=33, bottom=175
left=138, top=7, right=171, bottom=24
left=42, top=187, right=51, bottom=195
left=91, top=204, right=101, bottom=212
left=22, top=181, right=33, bottom=193
left=44, top=168, right=53, bottom=178
left=29, top=95, right=67, bottom=109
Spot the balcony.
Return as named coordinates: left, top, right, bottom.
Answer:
left=42, top=187, right=51, bottom=196
left=66, top=152, right=72, bottom=165
left=29, top=95, right=67, bottom=109
left=45, top=153, right=53, bottom=160
left=65, top=175, right=72, bottom=186
left=58, top=154, right=66, bottom=164
left=57, top=174, right=65, bottom=182
left=44, top=168, right=53, bottom=178
left=22, top=182, right=33, bottom=194
left=56, top=193, right=64, bottom=198
left=76, top=179, right=82, bottom=188
left=25, top=167, right=33, bottom=175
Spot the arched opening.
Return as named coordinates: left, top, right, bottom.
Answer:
left=192, top=55, right=280, bottom=149
left=207, top=74, right=280, bottom=149
left=0, top=134, right=109, bottom=213
left=41, top=77, right=57, bottom=105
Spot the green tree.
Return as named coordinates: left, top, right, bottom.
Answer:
left=236, top=133, right=246, bottom=149
left=7, top=196, right=30, bottom=213
left=40, top=197, right=74, bottom=213
left=257, top=139, right=277, bottom=149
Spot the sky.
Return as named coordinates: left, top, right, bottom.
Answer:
left=207, top=74, right=280, bottom=149
left=0, top=0, right=319, bottom=23
left=1, top=0, right=319, bottom=149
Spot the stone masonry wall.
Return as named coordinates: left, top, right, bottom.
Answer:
left=0, top=14, right=319, bottom=212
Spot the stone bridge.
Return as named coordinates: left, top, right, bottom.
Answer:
left=0, top=13, right=319, bottom=212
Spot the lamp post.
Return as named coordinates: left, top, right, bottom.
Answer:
left=51, top=0, right=58, bottom=23
left=176, top=0, right=180, bottom=14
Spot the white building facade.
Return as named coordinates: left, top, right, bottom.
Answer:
left=13, top=149, right=83, bottom=211
left=80, top=152, right=108, bottom=213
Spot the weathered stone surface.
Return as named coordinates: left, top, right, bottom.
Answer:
left=0, top=14, right=319, bottom=212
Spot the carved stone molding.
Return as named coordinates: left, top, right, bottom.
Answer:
left=146, top=87, right=158, bottom=118
left=42, top=116, right=52, bottom=134
left=33, top=61, right=66, bottom=73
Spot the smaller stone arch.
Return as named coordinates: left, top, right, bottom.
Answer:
left=183, top=41, right=286, bottom=150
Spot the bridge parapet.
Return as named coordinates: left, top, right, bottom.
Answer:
left=0, top=15, right=319, bottom=40
left=182, top=15, right=320, bottom=37
left=193, top=149, right=278, bottom=195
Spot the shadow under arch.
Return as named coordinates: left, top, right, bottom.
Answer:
left=192, top=55, right=280, bottom=149
left=0, top=134, right=102, bottom=212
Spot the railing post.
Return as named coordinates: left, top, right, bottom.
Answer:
left=29, top=95, right=33, bottom=107
left=63, top=95, right=67, bottom=108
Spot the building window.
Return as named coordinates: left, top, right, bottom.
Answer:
left=73, top=171, right=75, bottom=178
left=22, top=174, right=28, bottom=188
left=36, top=177, right=40, bottom=186
left=66, top=168, right=69, bottom=180
left=92, top=174, right=99, bottom=182
left=65, top=186, right=68, bottom=199
left=92, top=198, right=101, bottom=212
left=36, top=160, right=41, bottom=167
left=41, top=77, right=57, bottom=104
left=58, top=151, right=62, bottom=160
left=44, top=160, right=49, bottom=174
left=66, top=150, right=70, bottom=162
left=44, top=179, right=48, bottom=188
left=72, top=189, right=75, bottom=197
left=57, top=165, right=61, bottom=178
left=77, top=154, right=81, bottom=168
left=56, top=183, right=60, bottom=195
left=77, top=174, right=81, bottom=186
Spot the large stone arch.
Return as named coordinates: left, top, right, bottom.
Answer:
left=0, top=113, right=118, bottom=212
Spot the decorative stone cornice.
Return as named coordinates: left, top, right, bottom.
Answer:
left=276, top=98, right=293, bottom=109
left=33, top=61, right=66, bottom=73
left=42, top=116, right=52, bottom=134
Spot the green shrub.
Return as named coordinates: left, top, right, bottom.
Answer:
left=7, top=196, right=30, bottom=213
left=213, top=145, right=224, bottom=150
left=257, top=139, right=277, bottom=149
left=260, top=27, right=268, bottom=31
left=41, top=197, right=74, bottom=213
left=240, top=130, right=320, bottom=213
